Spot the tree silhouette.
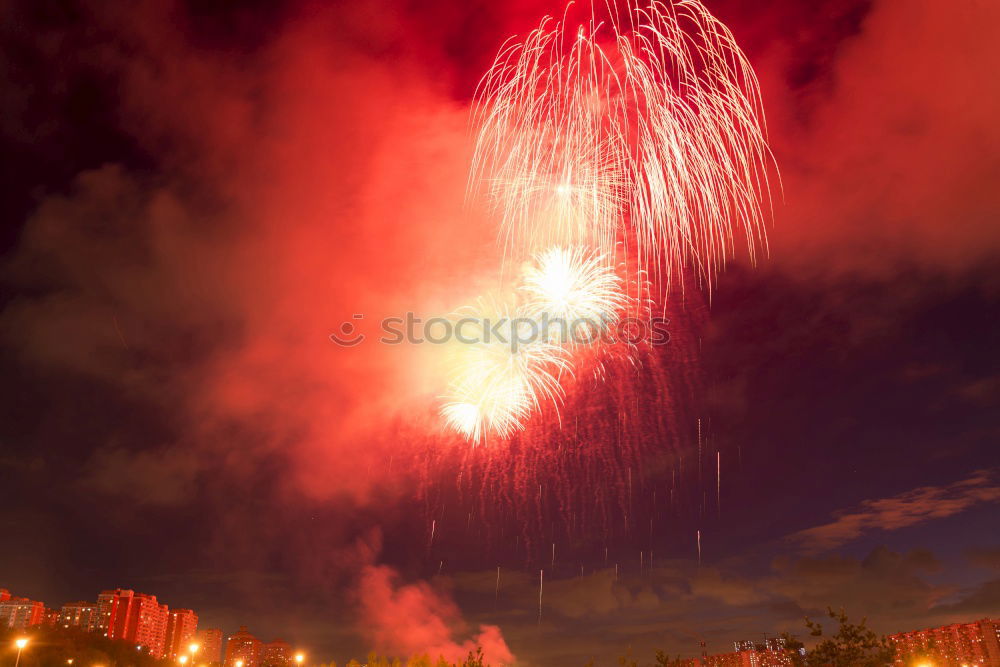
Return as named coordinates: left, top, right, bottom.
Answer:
left=781, top=607, right=896, bottom=667
left=653, top=650, right=691, bottom=667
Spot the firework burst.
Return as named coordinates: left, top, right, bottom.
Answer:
left=521, top=245, right=627, bottom=343
left=440, top=300, right=571, bottom=443
left=471, top=0, right=773, bottom=289
left=443, top=0, right=773, bottom=442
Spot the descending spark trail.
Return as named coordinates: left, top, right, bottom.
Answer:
left=716, top=450, right=721, bottom=517
left=421, top=308, right=705, bottom=561
left=538, top=569, right=544, bottom=625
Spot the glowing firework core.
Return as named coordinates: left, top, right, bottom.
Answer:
left=523, top=246, right=626, bottom=337
left=441, top=307, right=569, bottom=443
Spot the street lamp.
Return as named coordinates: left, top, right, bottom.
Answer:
left=14, top=638, right=29, bottom=667
left=295, top=653, right=305, bottom=666
left=188, top=643, right=200, bottom=665
left=235, top=660, right=244, bottom=667
left=178, top=656, right=189, bottom=665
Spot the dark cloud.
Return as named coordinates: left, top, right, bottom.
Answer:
left=965, top=547, right=1000, bottom=571
left=932, top=578, right=1000, bottom=619
left=446, top=543, right=999, bottom=664
left=788, top=470, right=1000, bottom=552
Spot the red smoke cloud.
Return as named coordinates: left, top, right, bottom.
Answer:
left=2, top=1, right=517, bottom=652
left=357, top=565, right=514, bottom=664
left=3, top=0, right=504, bottom=505
left=763, top=0, right=1000, bottom=279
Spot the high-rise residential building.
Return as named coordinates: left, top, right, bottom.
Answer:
left=745, top=650, right=792, bottom=667
left=889, top=618, right=1000, bottom=667
left=96, top=588, right=135, bottom=638
left=197, top=628, right=224, bottom=665
left=983, top=619, right=1000, bottom=666
left=262, top=639, right=291, bottom=667
left=702, top=652, right=743, bottom=667
left=225, top=626, right=263, bottom=667
left=58, top=601, right=99, bottom=631
left=0, top=590, right=10, bottom=603
left=42, top=607, right=60, bottom=626
left=0, top=597, right=45, bottom=629
left=128, top=594, right=169, bottom=659
left=735, top=638, right=788, bottom=653
left=165, top=609, right=199, bottom=660
left=702, top=650, right=791, bottom=667
left=95, top=589, right=169, bottom=658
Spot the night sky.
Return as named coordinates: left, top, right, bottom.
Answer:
left=1, top=0, right=998, bottom=665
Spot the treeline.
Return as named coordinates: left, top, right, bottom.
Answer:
left=312, top=648, right=488, bottom=667
left=321, top=609, right=896, bottom=667
left=615, top=609, right=897, bottom=667
left=4, top=609, right=896, bottom=667
left=0, top=626, right=176, bottom=667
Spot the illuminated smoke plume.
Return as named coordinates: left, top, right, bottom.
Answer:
left=357, top=565, right=515, bottom=664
